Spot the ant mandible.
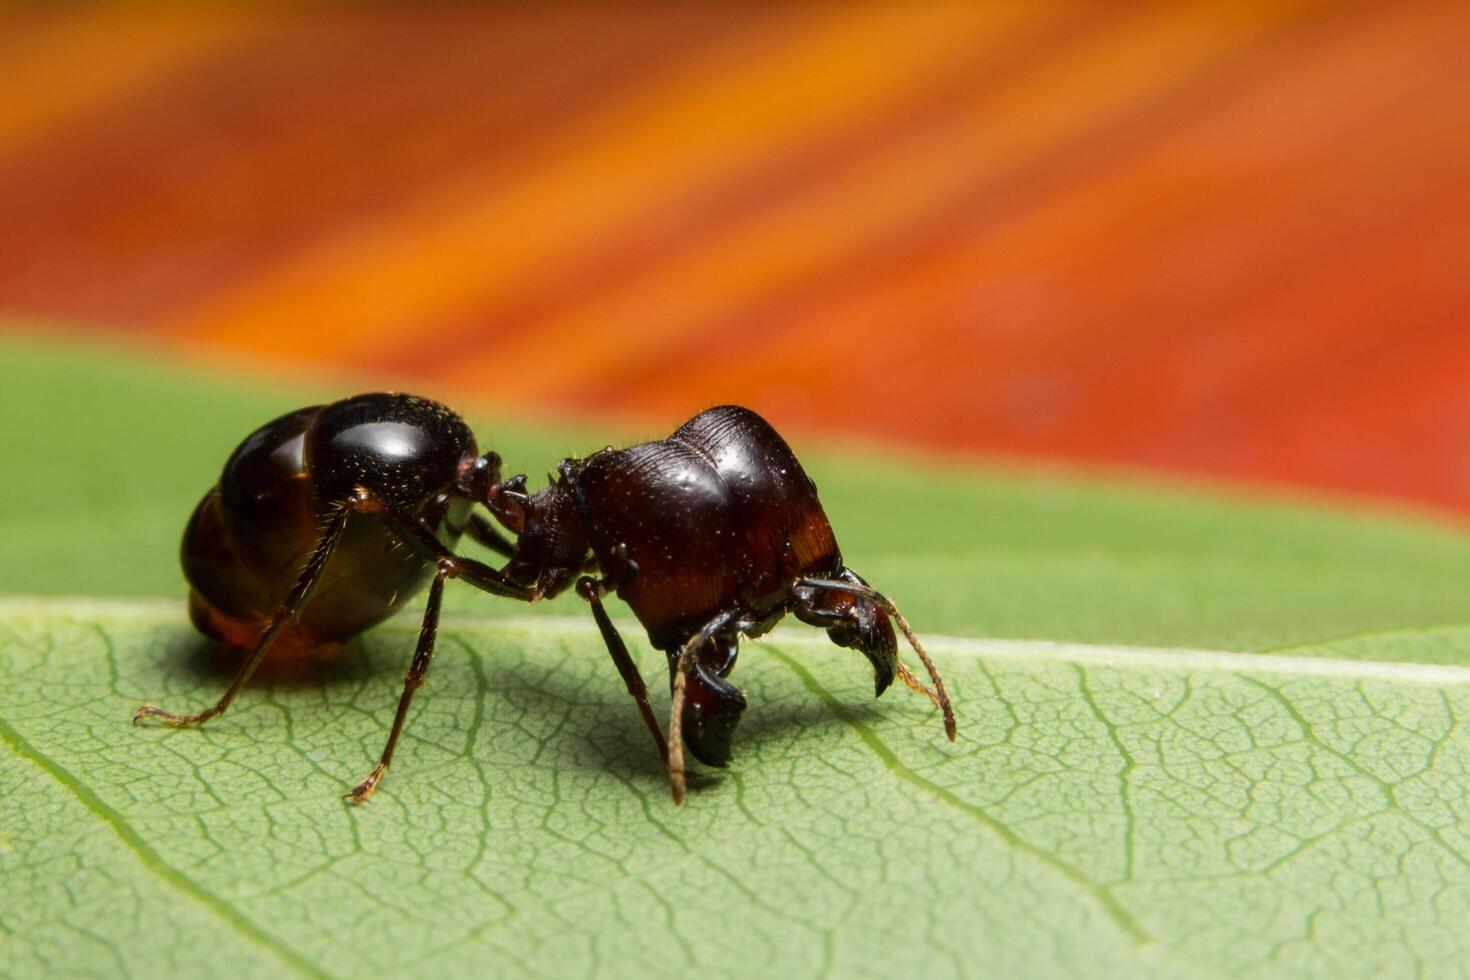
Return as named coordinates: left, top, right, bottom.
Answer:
left=134, top=396, right=955, bottom=804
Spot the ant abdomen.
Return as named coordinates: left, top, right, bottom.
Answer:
left=181, top=395, right=477, bottom=657
left=140, top=391, right=531, bottom=803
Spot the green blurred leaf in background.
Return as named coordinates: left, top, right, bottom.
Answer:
left=5, top=337, right=1470, bottom=978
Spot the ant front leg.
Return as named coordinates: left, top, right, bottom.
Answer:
left=667, top=610, right=738, bottom=805
left=797, top=575, right=956, bottom=741
left=350, top=488, right=532, bottom=601
left=133, top=503, right=353, bottom=728
left=575, top=577, right=668, bottom=763
left=465, top=513, right=516, bottom=560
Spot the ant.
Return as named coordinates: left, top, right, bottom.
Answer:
left=135, top=395, right=955, bottom=804
left=485, top=404, right=956, bottom=803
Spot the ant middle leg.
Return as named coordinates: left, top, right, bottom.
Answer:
left=133, top=503, right=354, bottom=728
left=344, top=489, right=535, bottom=801
left=351, top=537, right=539, bottom=803
left=575, top=576, right=667, bottom=763
left=347, top=562, right=450, bottom=804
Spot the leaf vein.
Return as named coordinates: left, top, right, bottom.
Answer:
left=768, top=646, right=1152, bottom=947
left=0, top=709, right=327, bottom=979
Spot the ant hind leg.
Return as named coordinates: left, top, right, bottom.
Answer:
left=133, top=502, right=354, bottom=728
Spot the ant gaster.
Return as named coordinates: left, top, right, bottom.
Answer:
left=135, top=393, right=531, bottom=803
left=135, top=396, right=955, bottom=804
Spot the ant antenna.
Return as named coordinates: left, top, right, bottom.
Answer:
left=796, top=577, right=956, bottom=741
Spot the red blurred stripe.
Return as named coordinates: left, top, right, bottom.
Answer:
left=2, top=3, right=1468, bottom=517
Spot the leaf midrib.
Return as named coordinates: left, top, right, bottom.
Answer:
left=6, top=597, right=1470, bottom=685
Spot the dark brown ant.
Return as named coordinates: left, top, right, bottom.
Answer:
left=135, top=396, right=954, bottom=805
left=484, top=404, right=955, bottom=803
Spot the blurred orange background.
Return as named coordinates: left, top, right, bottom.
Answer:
left=3, top=3, right=1468, bottom=513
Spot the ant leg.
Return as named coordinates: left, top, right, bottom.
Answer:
left=796, top=577, right=957, bottom=741
left=350, top=526, right=534, bottom=803
left=667, top=610, right=736, bottom=805
left=339, top=489, right=537, bottom=800
left=348, top=562, right=451, bottom=804
left=465, top=513, right=516, bottom=560
left=575, top=576, right=667, bottom=763
left=133, top=503, right=353, bottom=727
left=350, top=488, right=532, bottom=600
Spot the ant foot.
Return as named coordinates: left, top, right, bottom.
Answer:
left=346, top=763, right=387, bottom=805
left=132, top=703, right=211, bottom=727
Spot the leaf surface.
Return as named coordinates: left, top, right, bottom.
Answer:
left=6, top=334, right=1470, bottom=978
left=5, top=605, right=1470, bottom=978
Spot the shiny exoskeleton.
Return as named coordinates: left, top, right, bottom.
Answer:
left=135, top=398, right=953, bottom=805
left=486, top=405, right=955, bottom=803
left=135, top=393, right=532, bottom=803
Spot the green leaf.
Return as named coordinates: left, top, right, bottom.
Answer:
left=6, top=605, right=1470, bottom=978
left=6, top=332, right=1470, bottom=977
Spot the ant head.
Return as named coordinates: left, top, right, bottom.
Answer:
left=457, top=450, right=503, bottom=503
left=484, top=468, right=588, bottom=600
left=483, top=471, right=528, bottom=531
left=827, top=598, right=898, bottom=694
left=795, top=570, right=898, bottom=696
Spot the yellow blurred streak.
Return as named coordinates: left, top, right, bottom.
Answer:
left=445, top=0, right=1319, bottom=398
left=809, top=0, right=1450, bottom=348
left=174, top=2, right=1044, bottom=354
left=0, top=11, right=254, bottom=155
left=661, top=0, right=1464, bottom=427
